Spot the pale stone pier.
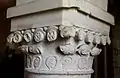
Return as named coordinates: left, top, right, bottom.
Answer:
left=7, top=0, right=114, bottom=78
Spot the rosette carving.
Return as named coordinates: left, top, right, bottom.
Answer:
left=23, top=30, right=33, bottom=42
left=47, top=26, right=58, bottom=42
left=13, top=31, right=23, bottom=43
left=34, top=28, right=46, bottom=42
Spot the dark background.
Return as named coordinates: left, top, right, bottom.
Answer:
left=0, top=0, right=119, bottom=78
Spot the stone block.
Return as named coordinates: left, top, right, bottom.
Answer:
left=87, top=0, right=108, bottom=11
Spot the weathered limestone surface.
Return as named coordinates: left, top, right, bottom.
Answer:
left=7, top=0, right=114, bottom=78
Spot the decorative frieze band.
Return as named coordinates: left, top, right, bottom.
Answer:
left=7, top=25, right=110, bottom=56
left=7, top=25, right=110, bottom=46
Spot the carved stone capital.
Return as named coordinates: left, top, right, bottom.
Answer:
left=7, top=25, right=110, bottom=77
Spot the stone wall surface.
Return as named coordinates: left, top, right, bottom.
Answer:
left=7, top=0, right=114, bottom=78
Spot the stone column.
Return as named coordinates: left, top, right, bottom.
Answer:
left=7, top=0, right=114, bottom=78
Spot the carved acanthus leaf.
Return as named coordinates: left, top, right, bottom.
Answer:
left=59, top=44, right=75, bottom=55
left=101, top=35, right=107, bottom=45
left=85, top=31, right=94, bottom=43
left=59, top=38, right=76, bottom=55
left=76, top=44, right=91, bottom=56
left=91, top=47, right=102, bottom=56
left=93, top=33, right=101, bottom=44
left=34, top=28, right=45, bottom=42
left=76, top=28, right=86, bottom=41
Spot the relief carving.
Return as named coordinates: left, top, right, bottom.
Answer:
left=26, top=55, right=32, bottom=68
left=61, top=57, right=72, bottom=69
left=34, top=28, right=45, bottom=42
left=7, top=33, right=14, bottom=44
left=13, top=31, right=23, bottom=43
left=45, top=56, right=57, bottom=70
left=101, top=35, right=107, bottom=45
left=76, top=44, right=92, bottom=56
left=47, top=26, right=58, bottom=42
left=59, top=26, right=75, bottom=38
left=28, top=45, right=42, bottom=54
left=19, top=45, right=28, bottom=53
left=91, top=47, right=102, bottom=56
left=76, top=28, right=86, bottom=41
left=28, top=45, right=34, bottom=53
left=85, top=31, right=94, bottom=43
left=7, top=25, right=111, bottom=75
left=7, top=25, right=110, bottom=46
left=34, top=46, right=43, bottom=54
left=59, top=37, right=76, bottom=55
left=23, top=30, right=33, bottom=42
left=78, top=57, right=93, bottom=70
left=93, top=33, right=101, bottom=44
left=59, top=44, right=75, bottom=55
left=33, top=55, right=42, bottom=69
